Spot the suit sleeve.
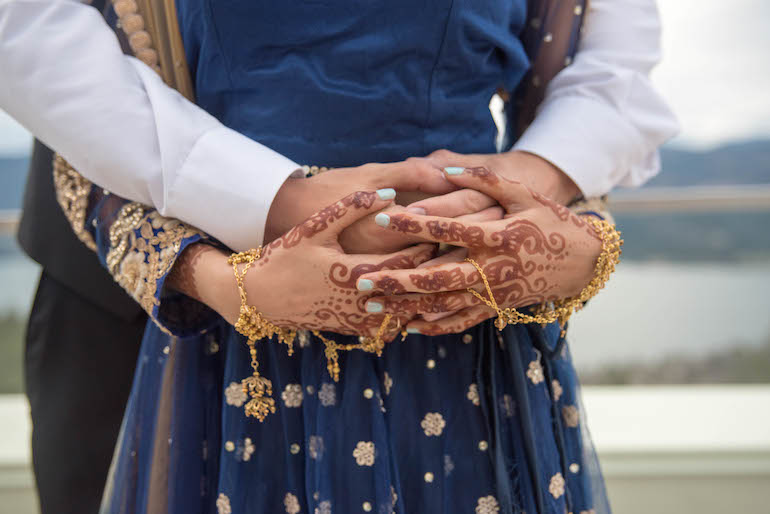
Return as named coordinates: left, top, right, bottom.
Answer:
left=513, top=0, right=680, bottom=197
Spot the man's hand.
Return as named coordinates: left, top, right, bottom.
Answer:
left=413, top=149, right=581, bottom=211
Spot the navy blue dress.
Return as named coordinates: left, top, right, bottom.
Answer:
left=93, top=1, right=611, bottom=513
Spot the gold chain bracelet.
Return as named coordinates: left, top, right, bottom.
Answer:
left=466, top=217, right=622, bottom=333
left=228, top=248, right=397, bottom=421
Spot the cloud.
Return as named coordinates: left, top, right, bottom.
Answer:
left=654, top=0, right=770, bottom=148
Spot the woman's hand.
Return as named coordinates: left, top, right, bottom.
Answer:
left=356, top=168, right=601, bottom=336
left=265, top=159, right=458, bottom=254
left=174, top=190, right=437, bottom=340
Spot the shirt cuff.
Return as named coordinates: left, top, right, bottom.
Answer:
left=164, top=126, right=302, bottom=251
left=513, top=95, right=652, bottom=198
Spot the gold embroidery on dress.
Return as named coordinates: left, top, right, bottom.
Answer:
left=420, top=412, right=446, bottom=436
left=548, top=472, right=566, bottom=499
left=353, top=441, right=375, bottom=466
left=109, top=209, right=202, bottom=316
left=281, top=384, right=304, bottom=407
left=475, top=495, right=500, bottom=514
left=52, top=155, right=97, bottom=252
left=467, top=383, right=481, bottom=406
left=284, top=492, right=300, bottom=514
left=215, top=493, right=231, bottom=514
left=562, top=405, right=580, bottom=428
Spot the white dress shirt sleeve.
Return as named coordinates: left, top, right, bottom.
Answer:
left=0, top=0, right=301, bottom=251
left=513, top=0, right=680, bottom=197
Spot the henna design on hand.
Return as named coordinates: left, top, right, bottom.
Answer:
left=424, top=220, right=485, bottom=247
left=328, top=247, right=435, bottom=290
left=267, top=191, right=378, bottom=254
left=408, top=266, right=474, bottom=292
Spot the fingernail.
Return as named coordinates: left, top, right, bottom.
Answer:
left=366, top=301, right=383, bottom=313
left=375, top=213, right=390, bottom=227
left=407, top=206, right=426, bottom=215
left=406, top=327, right=421, bottom=334
left=444, top=166, right=465, bottom=176
left=357, top=279, right=374, bottom=291
left=376, top=188, right=396, bottom=200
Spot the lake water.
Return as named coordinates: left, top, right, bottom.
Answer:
left=0, top=254, right=769, bottom=370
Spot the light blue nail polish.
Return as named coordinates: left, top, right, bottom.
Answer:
left=366, top=301, right=383, bottom=313
left=357, top=279, right=374, bottom=291
left=406, top=327, right=421, bottom=334
left=376, top=188, right=396, bottom=200
left=444, top=166, right=465, bottom=175
left=375, top=213, right=390, bottom=227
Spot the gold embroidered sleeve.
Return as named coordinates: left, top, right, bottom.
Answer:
left=52, top=154, right=217, bottom=334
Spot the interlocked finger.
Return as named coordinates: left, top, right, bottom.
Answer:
left=357, top=260, right=480, bottom=295
left=332, top=243, right=437, bottom=291
left=364, top=290, right=482, bottom=317
left=406, top=305, right=495, bottom=336
left=375, top=211, right=488, bottom=249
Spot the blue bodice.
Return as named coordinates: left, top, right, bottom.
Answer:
left=176, top=0, right=529, bottom=166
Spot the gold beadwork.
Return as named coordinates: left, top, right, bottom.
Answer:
left=466, top=217, right=622, bottom=330
left=52, top=155, right=97, bottom=251
left=312, top=315, right=393, bottom=383
left=228, top=248, right=398, bottom=419
left=228, top=248, right=296, bottom=421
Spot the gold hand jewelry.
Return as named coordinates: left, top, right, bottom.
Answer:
left=228, top=248, right=397, bottom=420
left=466, top=216, right=622, bottom=332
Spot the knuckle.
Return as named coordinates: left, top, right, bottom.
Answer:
left=431, top=149, right=454, bottom=160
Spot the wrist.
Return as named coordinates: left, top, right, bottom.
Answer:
left=565, top=218, right=604, bottom=297
left=265, top=177, right=307, bottom=243
left=199, top=248, right=243, bottom=323
left=497, top=151, right=580, bottom=205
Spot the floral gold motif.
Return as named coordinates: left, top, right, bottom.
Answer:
left=421, top=412, right=446, bottom=436
left=216, top=493, right=232, bottom=514
left=467, top=383, right=480, bottom=406
left=562, top=405, right=580, bottom=427
left=224, top=382, right=247, bottom=407
left=549, top=472, right=566, bottom=499
left=353, top=441, right=375, bottom=466
left=284, top=492, right=300, bottom=514
left=475, top=495, right=500, bottom=514
left=281, top=384, right=304, bottom=408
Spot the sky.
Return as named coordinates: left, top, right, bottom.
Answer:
left=1, top=0, right=770, bottom=155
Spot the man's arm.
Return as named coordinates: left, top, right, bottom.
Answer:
left=0, top=0, right=301, bottom=251
left=512, top=0, right=680, bottom=197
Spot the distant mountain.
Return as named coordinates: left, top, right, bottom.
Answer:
left=651, top=140, right=770, bottom=187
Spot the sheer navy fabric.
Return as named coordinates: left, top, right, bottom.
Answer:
left=92, top=1, right=612, bottom=513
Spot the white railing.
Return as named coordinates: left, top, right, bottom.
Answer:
left=2, top=184, right=770, bottom=236
left=2, top=386, right=769, bottom=514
